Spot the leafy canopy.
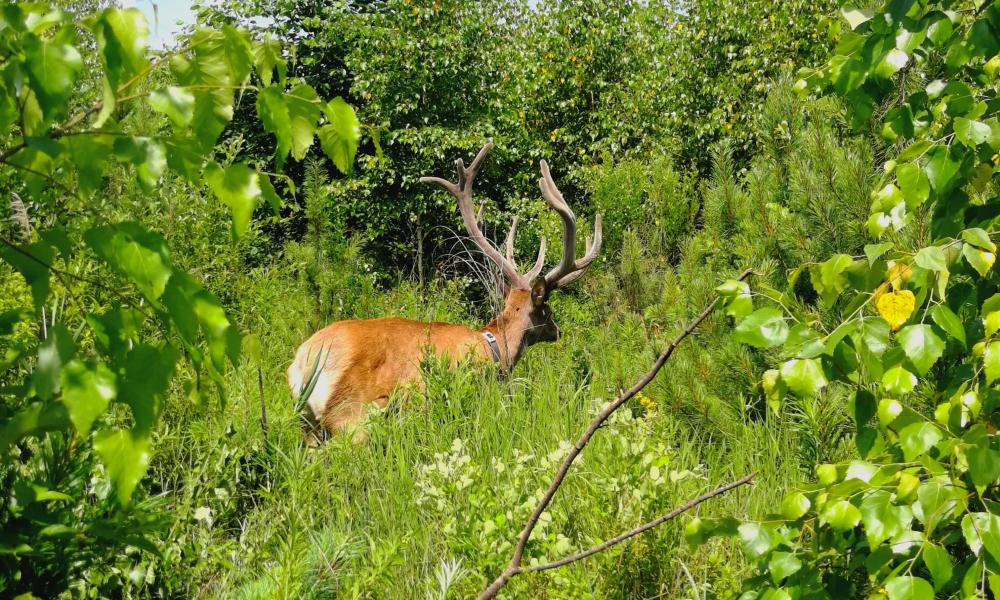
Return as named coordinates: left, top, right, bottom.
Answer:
left=702, top=0, right=1000, bottom=597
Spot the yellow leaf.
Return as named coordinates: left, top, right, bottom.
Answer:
left=873, top=261, right=915, bottom=305
left=886, top=261, right=913, bottom=291
left=876, top=290, right=916, bottom=331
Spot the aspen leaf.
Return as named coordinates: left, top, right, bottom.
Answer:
left=876, top=290, right=915, bottom=331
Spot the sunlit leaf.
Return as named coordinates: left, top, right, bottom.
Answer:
left=780, top=358, right=826, bottom=397
left=204, top=162, right=262, bottom=238
left=318, top=97, right=360, bottom=175
left=898, top=422, right=942, bottom=461
left=734, top=308, right=788, bottom=349
left=85, top=223, right=173, bottom=302
left=897, top=324, right=944, bottom=376
left=149, top=86, right=195, bottom=128
left=94, top=429, right=151, bottom=506
left=876, top=290, right=915, bottom=331
left=821, top=500, right=860, bottom=532
left=60, top=360, right=116, bottom=435
left=94, top=8, right=149, bottom=89
left=882, top=366, right=916, bottom=395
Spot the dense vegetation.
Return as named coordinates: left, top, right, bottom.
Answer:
left=0, top=0, right=998, bottom=598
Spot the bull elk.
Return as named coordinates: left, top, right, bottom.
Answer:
left=287, top=143, right=602, bottom=438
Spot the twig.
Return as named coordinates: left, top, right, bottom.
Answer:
left=526, top=472, right=756, bottom=573
left=477, top=268, right=755, bottom=599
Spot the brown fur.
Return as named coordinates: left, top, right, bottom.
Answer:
left=287, top=288, right=557, bottom=438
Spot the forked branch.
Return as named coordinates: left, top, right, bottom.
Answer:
left=477, top=268, right=756, bottom=599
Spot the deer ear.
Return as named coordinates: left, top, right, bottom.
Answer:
left=530, top=278, right=547, bottom=306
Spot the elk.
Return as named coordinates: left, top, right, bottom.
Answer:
left=286, top=143, right=602, bottom=439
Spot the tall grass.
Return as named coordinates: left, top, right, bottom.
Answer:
left=140, top=83, right=873, bottom=598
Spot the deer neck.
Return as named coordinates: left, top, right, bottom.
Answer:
left=482, top=303, right=531, bottom=372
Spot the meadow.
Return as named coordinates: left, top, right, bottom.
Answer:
left=3, top=0, right=999, bottom=598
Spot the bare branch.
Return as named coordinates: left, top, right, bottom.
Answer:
left=476, top=268, right=755, bottom=599
left=526, top=472, right=756, bottom=573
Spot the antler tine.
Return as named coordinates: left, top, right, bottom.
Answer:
left=539, top=160, right=579, bottom=288
left=537, top=159, right=603, bottom=290
left=504, top=215, right=519, bottom=263
left=552, top=215, right=602, bottom=287
left=525, top=236, right=547, bottom=281
left=420, top=143, right=525, bottom=287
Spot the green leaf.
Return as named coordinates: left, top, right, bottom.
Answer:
left=119, top=345, right=177, bottom=435
left=94, top=8, right=148, bottom=89
left=60, top=360, right=116, bottom=435
left=865, top=242, right=894, bottom=264
left=967, top=18, right=1000, bottom=58
left=851, top=389, right=877, bottom=427
left=113, top=136, right=166, bottom=191
left=962, top=243, right=995, bottom=277
left=737, top=523, right=774, bottom=557
left=860, top=490, right=912, bottom=548
left=149, top=86, right=195, bottom=128
left=94, top=429, right=151, bottom=506
left=0, top=241, right=53, bottom=310
left=259, top=172, right=282, bottom=214
left=780, top=492, right=810, bottom=520
left=985, top=341, right=1000, bottom=385
left=983, top=294, right=1000, bottom=337
left=784, top=324, right=824, bottom=359
left=930, top=305, right=965, bottom=347
left=961, top=513, right=1000, bottom=563
left=821, top=500, right=860, bottom=532
left=967, top=440, right=1000, bottom=489
left=0, top=402, right=70, bottom=455
left=841, top=7, right=873, bottom=29
left=204, top=162, right=262, bottom=238
left=23, top=32, right=83, bottom=119
left=917, top=480, right=963, bottom=532
left=256, top=86, right=292, bottom=169
left=896, top=163, right=929, bottom=208
left=734, top=308, right=788, bottom=349
left=768, top=552, right=802, bottom=584
left=882, top=366, right=917, bottom=395
left=897, top=324, right=944, bottom=375
left=922, top=542, right=953, bottom=591
left=925, top=145, right=961, bottom=194
left=926, top=15, right=953, bottom=46
left=33, top=325, right=74, bottom=401
left=64, top=134, right=114, bottom=195
left=162, top=273, right=240, bottom=372
left=962, top=228, right=996, bottom=252
left=252, top=36, right=286, bottom=87
left=954, top=117, right=993, bottom=147
left=899, top=422, right=942, bottom=461
left=85, top=223, right=173, bottom=302
left=884, top=576, right=934, bottom=600
left=780, top=358, right=827, bottom=397
left=221, top=25, right=253, bottom=85
left=287, top=84, right=322, bottom=161
left=318, top=97, right=360, bottom=175
left=810, top=254, right=854, bottom=306
left=913, top=246, right=947, bottom=273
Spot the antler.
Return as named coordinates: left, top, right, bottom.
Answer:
left=421, top=143, right=546, bottom=290
left=539, top=160, right=603, bottom=290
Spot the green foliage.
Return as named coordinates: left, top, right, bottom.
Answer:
left=0, top=3, right=358, bottom=595
left=697, top=1, right=1000, bottom=597
left=220, top=0, right=834, bottom=274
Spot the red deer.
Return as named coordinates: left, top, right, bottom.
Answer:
left=287, top=143, right=602, bottom=439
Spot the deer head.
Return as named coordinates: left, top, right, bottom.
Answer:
left=420, top=143, right=602, bottom=353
